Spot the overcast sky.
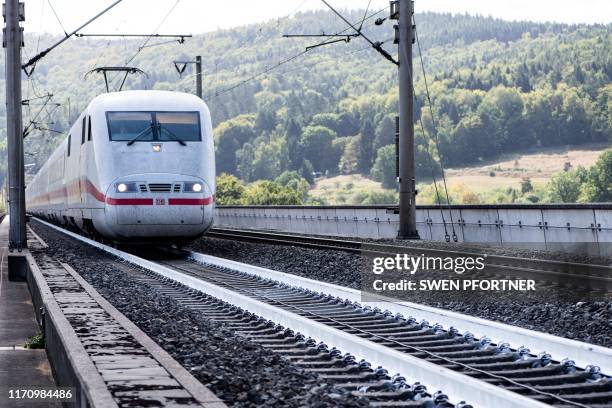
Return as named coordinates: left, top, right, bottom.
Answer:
left=23, top=0, right=611, bottom=37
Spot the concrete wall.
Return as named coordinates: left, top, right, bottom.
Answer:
left=215, top=204, right=612, bottom=256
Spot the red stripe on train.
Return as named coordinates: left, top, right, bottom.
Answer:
left=84, top=179, right=106, bottom=203
left=168, top=197, right=213, bottom=206
left=106, top=198, right=154, bottom=206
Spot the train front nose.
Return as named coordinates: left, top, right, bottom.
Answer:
left=104, top=174, right=214, bottom=240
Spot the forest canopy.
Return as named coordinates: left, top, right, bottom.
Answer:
left=0, top=10, right=609, bottom=204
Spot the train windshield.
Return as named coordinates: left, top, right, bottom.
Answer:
left=157, top=112, right=201, bottom=142
left=107, top=111, right=201, bottom=142
left=107, top=112, right=154, bottom=142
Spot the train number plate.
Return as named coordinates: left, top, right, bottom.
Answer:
left=155, top=198, right=166, bottom=206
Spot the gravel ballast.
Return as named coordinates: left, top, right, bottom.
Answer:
left=31, top=221, right=370, bottom=408
left=189, top=237, right=611, bottom=348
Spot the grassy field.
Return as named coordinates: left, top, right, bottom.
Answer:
left=445, top=143, right=610, bottom=192
left=309, top=174, right=388, bottom=204
left=310, top=143, right=611, bottom=204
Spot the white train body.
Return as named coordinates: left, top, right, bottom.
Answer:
left=26, top=90, right=216, bottom=242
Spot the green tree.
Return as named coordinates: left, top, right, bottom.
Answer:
left=450, top=114, right=493, bottom=164
left=351, top=190, right=398, bottom=205
left=477, top=86, right=527, bottom=149
left=255, top=109, right=277, bottom=132
left=275, top=170, right=302, bottom=186
left=371, top=145, right=397, bottom=189
left=251, top=137, right=284, bottom=181
left=520, top=177, right=534, bottom=194
left=524, top=90, right=557, bottom=147
left=559, top=86, right=593, bottom=145
left=514, top=63, right=532, bottom=92
left=374, top=115, right=395, bottom=152
left=300, top=125, right=337, bottom=172
left=285, top=119, right=303, bottom=171
left=241, top=180, right=303, bottom=205
left=11, top=11, right=612, bottom=198
left=237, top=143, right=256, bottom=182
left=579, top=151, right=612, bottom=202
left=275, top=171, right=310, bottom=201
left=214, top=115, right=255, bottom=175
left=339, top=136, right=359, bottom=174
left=311, top=112, right=359, bottom=136
left=299, top=160, right=315, bottom=184
left=216, top=173, right=245, bottom=205
left=358, top=120, right=376, bottom=173
left=254, top=90, right=284, bottom=112
left=593, top=85, right=612, bottom=139
left=547, top=167, right=587, bottom=203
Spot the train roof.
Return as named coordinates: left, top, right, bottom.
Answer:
left=88, top=90, right=209, bottom=113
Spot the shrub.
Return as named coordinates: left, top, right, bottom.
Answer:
left=241, top=180, right=303, bottom=205
left=216, top=173, right=245, bottom=205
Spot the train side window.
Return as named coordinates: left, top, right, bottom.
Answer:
left=81, top=116, right=86, bottom=144
left=87, top=116, right=92, bottom=141
left=67, top=135, right=71, bottom=157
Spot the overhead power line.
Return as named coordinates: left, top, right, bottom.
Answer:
left=22, top=93, right=62, bottom=139
left=283, top=32, right=360, bottom=51
left=412, top=15, right=457, bottom=241
left=122, top=0, right=182, bottom=67
left=31, top=123, right=64, bottom=134
left=76, top=33, right=191, bottom=42
left=320, top=0, right=398, bottom=65
left=304, top=0, right=417, bottom=237
left=110, top=0, right=183, bottom=88
left=175, top=38, right=387, bottom=95
left=357, top=0, right=373, bottom=32
left=209, top=51, right=309, bottom=99
left=205, top=5, right=390, bottom=99
left=78, top=33, right=192, bottom=79
left=47, top=0, right=67, bottom=35
left=22, top=93, right=53, bottom=138
left=22, top=0, right=124, bottom=76
left=35, top=0, right=46, bottom=53
left=282, top=1, right=376, bottom=52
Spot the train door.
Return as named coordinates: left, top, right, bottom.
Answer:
left=78, top=115, right=90, bottom=225
left=79, top=115, right=88, bottom=205
left=61, top=134, right=73, bottom=225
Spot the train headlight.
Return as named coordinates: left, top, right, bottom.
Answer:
left=184, top=182, right=203, bottom=193
left=116, top=182, right=137, bottom=193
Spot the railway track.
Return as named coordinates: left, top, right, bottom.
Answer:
left=31, top=220, right=455, bottom=407
left=207, top=228, right=612, bottom=287
left=128, top=268, right=454, bottom=407
left=137, top=255, right=612, bottom=408
left=26, top=230, right=224, bottom=407
left=34, top=218, right=612, bottom=407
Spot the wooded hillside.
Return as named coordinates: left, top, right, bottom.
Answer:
left=0, top=10, right=609, bottom=197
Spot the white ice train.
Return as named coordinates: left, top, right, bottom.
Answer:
left=26, top=90, right=216, bottom=243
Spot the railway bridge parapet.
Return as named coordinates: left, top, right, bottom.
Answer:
left=214, top=204, right=612, bottom=256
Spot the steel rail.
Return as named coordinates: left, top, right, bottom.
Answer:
left=154, top=258, right=595, bottom=408
left=110, top=249, right=611, bottom=407
left=183, top=249, right=612, bottom=374
left=117, top=267, right=448, bottom=406
left=33, top=217, right=556, bottom=408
